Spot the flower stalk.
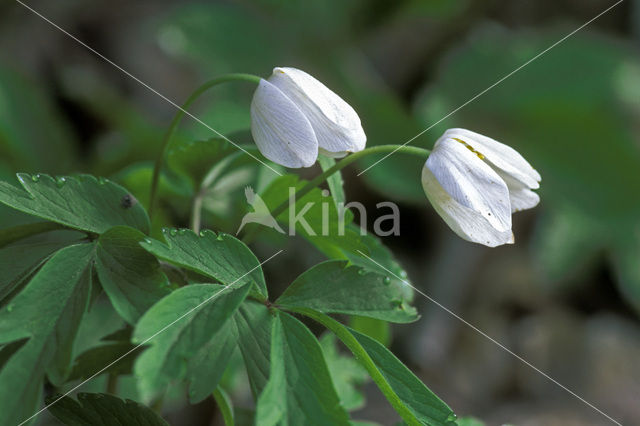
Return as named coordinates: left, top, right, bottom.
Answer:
left=148, top=73, right=261, bottom=220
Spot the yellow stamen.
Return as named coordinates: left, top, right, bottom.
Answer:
left=454, top=137, right=485, bottom=160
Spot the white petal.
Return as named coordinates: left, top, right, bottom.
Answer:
left=268, top=67, right=366, bottom=156
left=440, top=128, right=541, bottom=189
left=422, top=164, right=514, bottom=247
left=426, top=137, right=512, bottom=232
left=250, top=79, right=318, bottom=168
left=497, top=171, right=541, bottom=212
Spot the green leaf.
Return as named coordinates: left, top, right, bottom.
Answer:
left=255, top=311, right=349, bottom=426
left=232, top=300, right=273, bottom=397
left=277, top=260, right=418, bottom=323
left=187, top=320, right=236, bottom=403
left=317, top=155, right=345, bottom=209
left=0, top=221, right=65, bottom=248
left=348, top=316, right=391, bottom=347
left=141, top=228, right=267, bottom=299
left=167, top=137, right=239, bottom=190
left=68, top=341, right=138, bottom=382
left=47, top=393, right=168, bottom=426
left=0, top=66, right=75, bottom=173
left=350, top=329, right=455, bottom=426
left=0, top=232, right=83, bottom=303
left=96, top=226, right=171, bottom=324
left=456, top=417, right=485, bottom=426
left=0, top=243, right=94, bottom=425
left=297, top=309, right=456, bottom=426
left=0, top=174, right=150, bottom=234
left=132, top=282, right=251, bottom=400
left=320, top=333, right=368, bottom=411
left=345, top=231, right=415, bottom=303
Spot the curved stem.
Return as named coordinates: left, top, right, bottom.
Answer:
left=149, top=73, right=262, bottom=220
left=242, top=144, right=430, bottom=244
left=213, top=387, right=234, bottom=426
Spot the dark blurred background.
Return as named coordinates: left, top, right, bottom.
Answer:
left=1, top=0, right=639, bottom=425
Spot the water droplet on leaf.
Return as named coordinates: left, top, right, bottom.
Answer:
left=357, top=268, right=367, bottom=275
left=6, top=304, right=14, bottom=312
left=98, top=177, right=107, bottom=185
left=169, top=229, right=178, bottom=236
left=31, top=174, right=40, bottom=182
left=216, top=234, right=224, bottom=241
left=199, top=230, right=206, bottom=237
left=383, top=277, right=391, bottom=285
left=55, top=177, right=66, bottom=188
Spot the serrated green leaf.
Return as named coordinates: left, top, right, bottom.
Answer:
left=47, top=393, right=169, bottom=426
left=320, top=333, right=368, bottom=411
left=277, top=260, right=418, bottom=323
left=96, top=226, right=171, bottom=324
left=345, top=231, right=415, bottom=303
left=0, top=243, right=94, bottom=425
left=233, top=300, right=273, bottom=398
left=141, top=228, right=267, bottom=299
left=132, top=283, right=251, bottom=401
left=256, top=312, right=349, bottom=426
left=0, top=174, right=150, bottom=234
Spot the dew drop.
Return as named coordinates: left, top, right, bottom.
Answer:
left=216, top=234, right=224, bottom=241
left=98, top=176, right=107, bottom=185
left=55, top=177, right=66, bottom=188
left=143, top=237, right=152, bottom=244
left=199, top=230, right=206, bottom=237
left=178, top=229, right=187, bottom=235
left=446, top=413, right=457, bottom=422
left=31, top=174, right=40, bottom=182
left=383, top=276, right=391, bottom=285
left=357, top=268, right=367, bottom=275
left=6, top=304, right=14, bottom=312
left=169, top=229, right=178, bottom=236
left=399, top=270, right=408, bottom=279
left=321, top=189, right=330, bottom=197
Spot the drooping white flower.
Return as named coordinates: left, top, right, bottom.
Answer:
left=250, top=67, right=366, bottom=167
left=422, top=128, right=541, bottom=247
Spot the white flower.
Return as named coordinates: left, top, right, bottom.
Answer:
left=422, top=128, right=541, bottom=247
left=250, top=67, right=366, bottom=168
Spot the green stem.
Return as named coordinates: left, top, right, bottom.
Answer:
left=213, top=387, right=234, bottom=426
left=149, top=73, right=262, bottom=220
left=242, top=144, right=429, bottom=244
left=106, top=373, right=118, bottom=394
left=190, top=147, right=258, bottom=233
left=292, top=308, right=421, bottom=426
